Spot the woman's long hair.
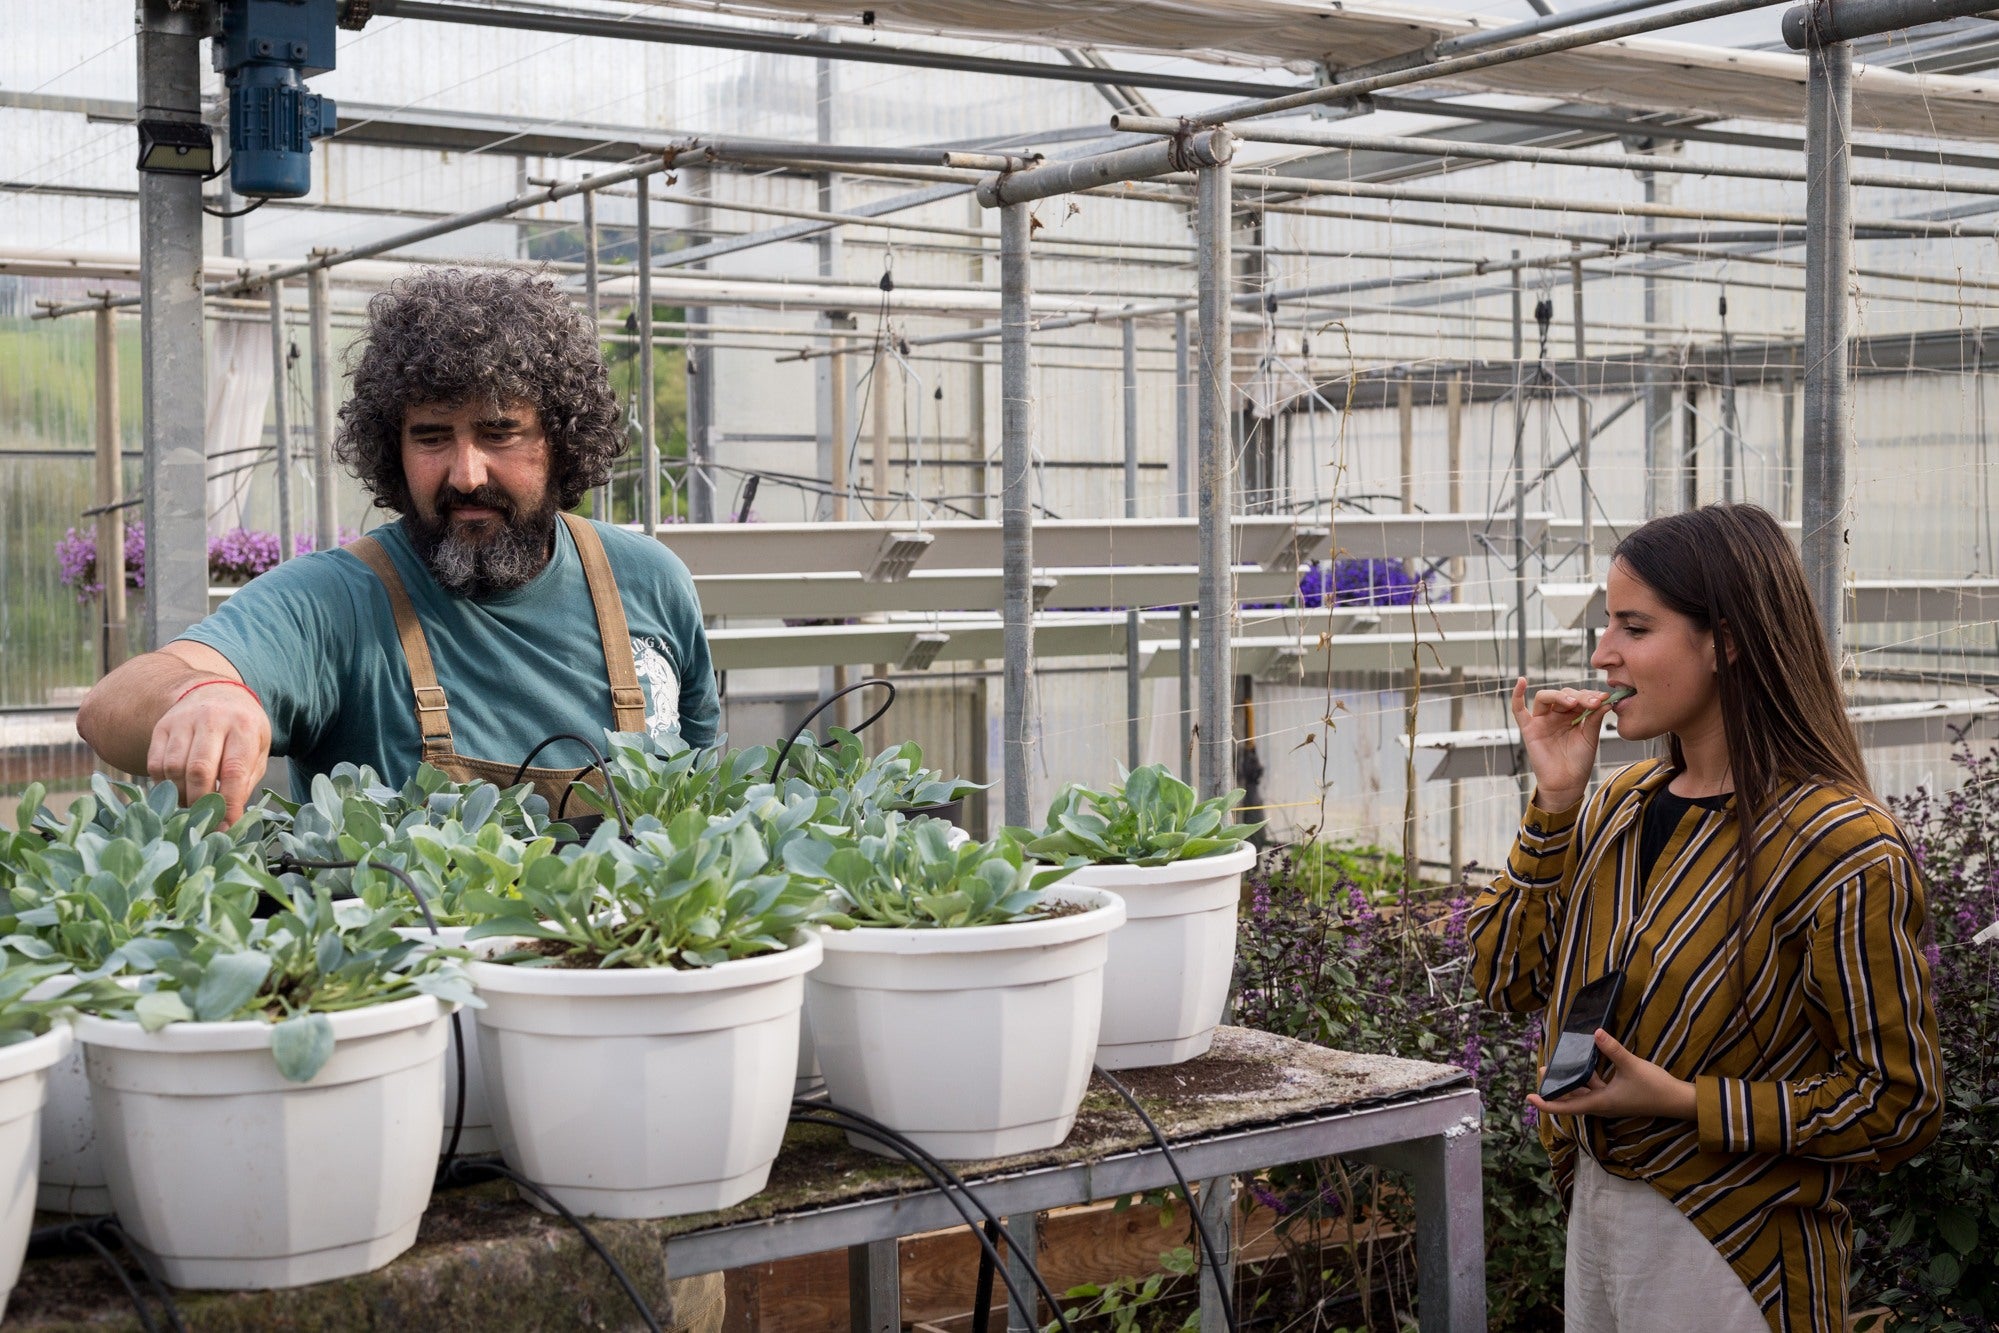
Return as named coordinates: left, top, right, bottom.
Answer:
left=1613, top=504, right=1875, bottom=1055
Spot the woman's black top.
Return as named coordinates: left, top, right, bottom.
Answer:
left=1637, top=787, right=1733, bottom=883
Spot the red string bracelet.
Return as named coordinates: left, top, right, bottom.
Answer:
left=174, top=678, right=262, bottom=709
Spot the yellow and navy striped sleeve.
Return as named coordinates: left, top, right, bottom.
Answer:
left=1694, top=836, right=1943, bottom=1169
left=1467, top=787, right=1588, bottom=1014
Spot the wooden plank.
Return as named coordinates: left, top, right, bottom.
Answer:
left=720, top=1196, right=1356, bottom=1333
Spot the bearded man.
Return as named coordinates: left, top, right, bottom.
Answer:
left=79, top=266, right=719, bottom=825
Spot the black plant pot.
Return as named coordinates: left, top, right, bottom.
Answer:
left=895, top=797, right=964, bottom=826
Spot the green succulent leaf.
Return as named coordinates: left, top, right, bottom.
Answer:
left=269, top=1012, right=337, bottom=1083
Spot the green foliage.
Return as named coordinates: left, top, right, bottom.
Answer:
left=271, top=766, right=563, bottom=928
left=1011, top=764, right=1262, bottom=868
left=271, top=764, right=566, bottom=926
left=1050, top=1248, right=1200, bottom=1333
left=793, top=812, right=1073, bottom=929
left=775, top=727, right=984, bottom=814
left=1275, top=840, right=1408, bottom=906
left=465, top=802, right=842, bottom=969
left=1847, top=742, right=1999, bottom=1331
left=2, top=777, right=279, bottom=978
left=574, top=731, right=774, bottom=827
left=103, top=884, right=479, bottom=1083
left=0, top=951, right=131, bottom=1049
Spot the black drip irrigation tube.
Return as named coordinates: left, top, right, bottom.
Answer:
left=964, top=1068, right=1241, bottom=1333
left=791, top=1096, right=1079, bottom=1333
left=26, top=1216, right=187, bottom=1333
left=1094, top=1066, right=1239, bottom=1333
left=768, top=677, right=897, bottom=782
left=507, top=730, right=631, bottom=835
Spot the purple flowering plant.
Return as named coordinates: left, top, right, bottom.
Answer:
left=55, top=524, right=350, bottom=603
left=1233, top=846, right=1561, bottom=1331
left=1846, top=740, right=1999, bottom=1330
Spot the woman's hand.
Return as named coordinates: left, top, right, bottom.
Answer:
left=1528, top=1030, right=1698, bottom=1122
left=1510, top=676, right=1613, bottom=813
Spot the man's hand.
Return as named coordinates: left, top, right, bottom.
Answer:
left=76, top=641, right=272, bottom=827
left=1528, top=1030, right=1698, bottom=1122
left=146, top=679, right=271, bottom=826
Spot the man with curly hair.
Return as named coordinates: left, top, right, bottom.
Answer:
left=78, top=267, right=721, bottom=827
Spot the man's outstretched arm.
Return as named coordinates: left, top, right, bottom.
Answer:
left=76, top=641, right=272, bottom=824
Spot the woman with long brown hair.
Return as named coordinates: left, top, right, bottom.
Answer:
left=1469, top=503, right=1943, bottom=1333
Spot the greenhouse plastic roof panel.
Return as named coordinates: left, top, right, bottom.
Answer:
left=651, top=0, right=1999, bottom=139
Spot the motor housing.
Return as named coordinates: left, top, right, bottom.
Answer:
left=214, top=0, right=339, bottom=199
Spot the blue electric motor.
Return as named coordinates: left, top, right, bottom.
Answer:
left=215, top=0, right=339, bottom=199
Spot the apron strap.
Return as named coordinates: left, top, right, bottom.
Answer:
left=560, top=512, right=650, bottom=735
left=347, top=534, right=457, bottom=763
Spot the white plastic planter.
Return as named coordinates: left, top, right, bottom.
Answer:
left=807, top=886, right=1126, bottom=1161
left=469, top=932, right=823, bottom=1219
left=395, top=925, right=498, bottom=1155
left=1063, top=844, right=1256, bottom=1070
left=75, top=995, right=450, bottom=1289
left=794, top=1004, right=824, bottom=1099
left=26, top=976, right=108, bottom=1215
left=0, top=1026, right=72, bottom=1319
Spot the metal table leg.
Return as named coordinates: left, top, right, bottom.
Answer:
left=1197, top=1175, right=1235, bottom=1330
left=848, top=1238, right=900, bottom=1333
left=1004, top=1212, right=1039, bottom=1333
left=1358, top=1104, right=1487, bottom=1332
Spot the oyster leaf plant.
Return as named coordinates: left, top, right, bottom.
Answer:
left=109, top=884, right=481, bottom=1083
left=791, top=812, right=1075, bottom=929
left=572, top=732, right=774, bottom=828
left=465, top=798, right=847, bottom=969
left=1010, top=763, right=1263, bottom=867
left=776, top=728, right=985, bottom=815
left=3, top=778, right=277, bottom=979
left=272, top=764, right=563, bottom=924
left=0, top=952, right=133, bottom=1048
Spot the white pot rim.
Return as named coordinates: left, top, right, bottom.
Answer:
left=1045, top=842, right=1256, bottom=884
left=821, top=886, right=1126, bottom=955
left=0, top=1023, right=72, bottom=1080
left=73, top=993, right=446, bottom=1053
left=465, top=929, right=823, bottom=995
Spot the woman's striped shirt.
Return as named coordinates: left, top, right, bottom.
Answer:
left=1468, top=758, right=1944, bottom=1333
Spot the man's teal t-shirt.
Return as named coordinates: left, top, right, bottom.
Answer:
left=177, top=517, right=719, bottom=788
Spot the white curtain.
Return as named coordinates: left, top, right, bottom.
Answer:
left=205, top=318, right=275, bottom=534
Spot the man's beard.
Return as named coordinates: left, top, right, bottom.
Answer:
left=406, top=483, right=559, bottom=598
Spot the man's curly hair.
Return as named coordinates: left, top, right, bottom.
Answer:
left=336, top=267, right=623, bottom=513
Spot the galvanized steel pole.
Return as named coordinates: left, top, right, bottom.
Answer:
left=1511, top=257, right=1530, bottom=687
left=268, top=282, right=293, bottom=564
left=1187, top=0, right=1788, bottom=124
left=1801, top=37, right=1854, bottom=667
left=94, top=305, right=127, bottom=672
left=1176, top=312, right=1193, bottom=784
left=637, top=185, right=659, bottom=536
left=976, top=131, right=1231, bottom=208
left=1000, top=203, right=1035, bottom=828
left=1196, top=141, right=1236, bottom=802
left=136, top=0, right=207, bottom=648
left=584, top=189, right=611, bottom=522
left=1123, top=316, right=1142, bottom=770
left=308, top=264, right=336, bottom=556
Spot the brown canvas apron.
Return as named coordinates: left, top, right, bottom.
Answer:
left=345, top=511, right=649, bottom=809
left=347, top=511, right=728, bottom=1332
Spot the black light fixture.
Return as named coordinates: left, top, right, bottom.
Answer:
left=136, top=118, right=216, bottom=176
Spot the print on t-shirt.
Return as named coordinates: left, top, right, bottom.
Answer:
left=630, top=634, right=682, bottom=740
